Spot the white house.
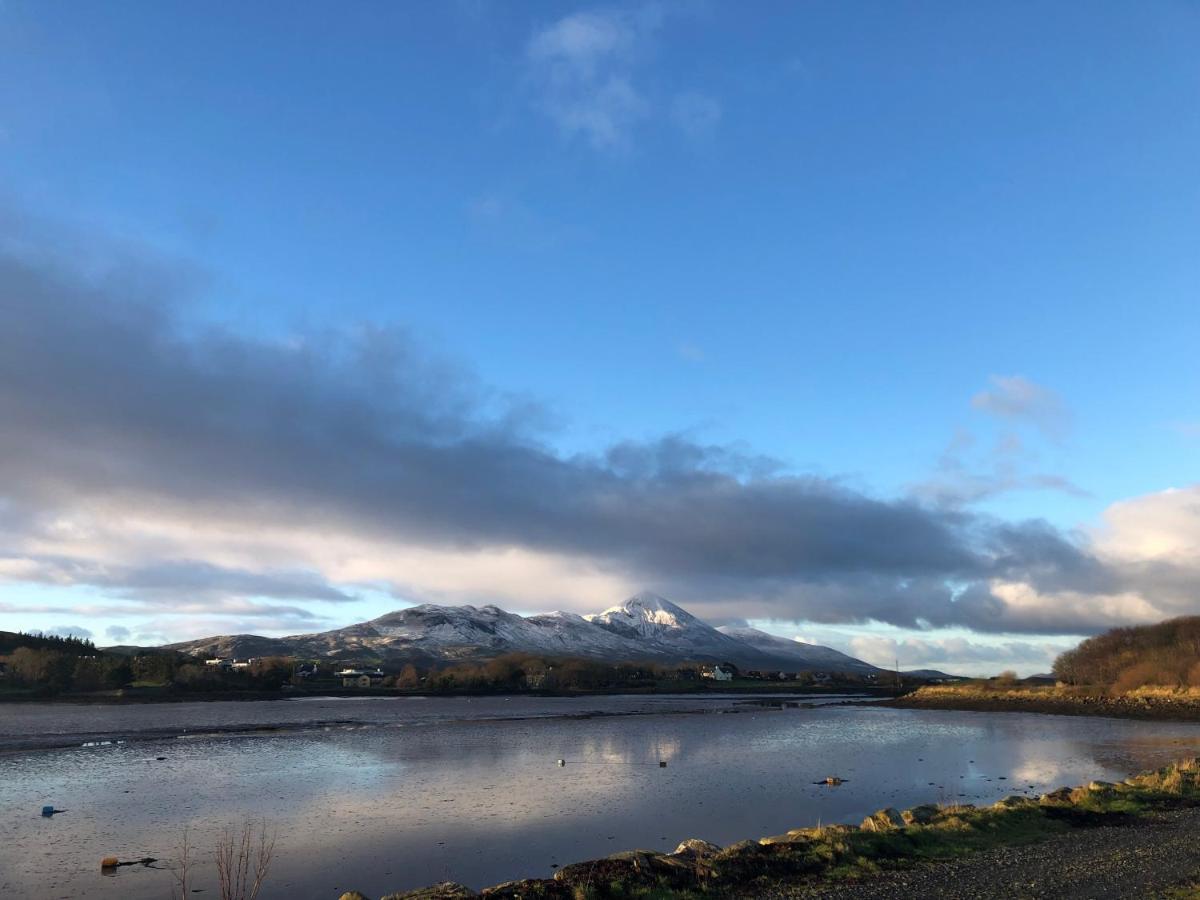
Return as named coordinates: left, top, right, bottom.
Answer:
left=702, top=664, right=734, bottom=682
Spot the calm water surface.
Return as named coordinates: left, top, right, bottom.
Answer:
left=3, top=694, right=1200, bottom=899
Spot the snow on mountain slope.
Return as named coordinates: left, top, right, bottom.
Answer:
left=586, top=592, right=756, bottom=659
left=168, top=593, right=879, bottom=672
left=717, top=625, right=880, bottom=673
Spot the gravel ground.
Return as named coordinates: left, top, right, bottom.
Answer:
left=781, top=806, right=1200, bottom=900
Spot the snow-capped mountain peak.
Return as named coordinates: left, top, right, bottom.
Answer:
left=166, top=593, right=879, bottom=674
left=586, top=591, right=695, bottom=634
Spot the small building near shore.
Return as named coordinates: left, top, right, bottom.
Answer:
left=337, top=667, right=385, bottom=688
left=701, top=663, right=735, bottom=682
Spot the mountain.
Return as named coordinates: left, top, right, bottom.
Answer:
left=586, top=593, right=758, bottom=661
left=165, top=592, right=880, bottom=673
left=715, top=625, right=880, bottom=674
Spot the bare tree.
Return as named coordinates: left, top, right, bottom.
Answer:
left=169, top=826, right=192, bottom=900
left=214, top=820, right=277, bottom=900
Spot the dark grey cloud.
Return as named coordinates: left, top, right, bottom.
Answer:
left=0, top=242, right=1160, bottom=636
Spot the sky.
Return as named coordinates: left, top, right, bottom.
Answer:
left=1, top=1, right=1198, bottom=675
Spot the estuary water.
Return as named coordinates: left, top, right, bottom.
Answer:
left=3, top=694, right=1200, bottom=899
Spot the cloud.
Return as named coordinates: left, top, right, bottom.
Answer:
left=971, top=375, right=1069, bottom=439
left=671, top=91, right=721, bottom=140
left=526, top=9, right=651, bottom=150
left=2, top=234, right=1200, bottom=640
left=912, top=410, right=1087, bottom=507
left=846, top=633, right=1064, bottom=675
left=105, top=625, right=131, bottom=641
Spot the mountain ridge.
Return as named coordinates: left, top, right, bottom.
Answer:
left=163, top=593, right=882, bottom=673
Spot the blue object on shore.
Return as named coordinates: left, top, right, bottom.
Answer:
left=41, top=806, right=55, bottom=817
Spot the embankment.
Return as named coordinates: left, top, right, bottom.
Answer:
left=339, top=757, right=1200, bottom=899
left=890, top=683, right=1200, bottom=721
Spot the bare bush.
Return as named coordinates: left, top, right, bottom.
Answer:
left=169, top=827, right=192, bottom=900
left=214, top=820, right=276, bottom=900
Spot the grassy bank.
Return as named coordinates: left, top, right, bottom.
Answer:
left=891, top=683, right=1200, bottom=721
left=339, top=758, right=1200, bottom=900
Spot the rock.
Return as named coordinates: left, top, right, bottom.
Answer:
left=671, top=838, right=722, bottom=858
left=861, top=808, right=905, bottom=832
left=992, top=795, right=1035, bottom=810
left=720, top=839, right=763, bottom=856
left=759, top=832, right=808, bottom=846
left=603, top=849, right=663, bottom=870
left=1039, top=787, right=1074, bottom=804
left=1088, top=780, right=1117, bottom=792
left=339, top=893, right=371, bottom=900
left=380, top=884, right=477, bottom=900
left=901, top=804, right=940, bottom=825
left=479, top=880, right=564, bottom=898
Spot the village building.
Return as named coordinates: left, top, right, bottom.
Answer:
left=337, top=667, right=385, bottom=688
left=701, top=663, right=737, bottom=682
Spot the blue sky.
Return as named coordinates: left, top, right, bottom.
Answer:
left=1, top=1, right=1198, bottom=674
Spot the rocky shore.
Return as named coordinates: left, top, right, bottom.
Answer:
left=334, top=757, right=1200, bottom=900
left=890, top=684, right=1200, bottom=721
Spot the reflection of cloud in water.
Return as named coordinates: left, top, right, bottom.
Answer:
left=6, top=702, right=1200, bottom=899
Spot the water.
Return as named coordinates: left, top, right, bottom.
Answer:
left=3, top=695, right=1200, bottom=899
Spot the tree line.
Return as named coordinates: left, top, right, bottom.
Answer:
left=1053, top=616, right=1200, bottom=691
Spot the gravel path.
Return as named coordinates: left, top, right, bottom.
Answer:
left=782, top=806, right=1200, bottom=900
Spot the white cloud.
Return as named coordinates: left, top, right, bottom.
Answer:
left=847, top=633, right=1062, bottom=674
left=526, top=10, right=651, bottom=151
left=671, top=91, right=721, bottom=140
left=971, top=375, right=1069, bottom=439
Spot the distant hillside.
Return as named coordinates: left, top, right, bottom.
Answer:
left=167, top=592, right=882, bottom=674
left=1054, top=616, right=1200, bottom=690
left=0, top=630, right=96, bottom=656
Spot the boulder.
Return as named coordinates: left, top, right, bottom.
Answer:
left=860, top=808, right=905, bottom=832
left=479, top=880, right=565, bottom=899
left=992, top=795, right=1035, bottom=810
left=671, top=838, right=722, bottom=858
left=554, top=849, right=685, bottom=892
left=339, top=893, right=371, bottom=900
left=1039, top=787, right=1074, bottom=804
left=379, top=884, right=477, bottom=900
left=719, top=840, right=763, bottom=857
left=605, top=849, right=662, bottom=864
left=758, top=832, right=808, bottom=846
left=901, top=804, right=940, bottom=825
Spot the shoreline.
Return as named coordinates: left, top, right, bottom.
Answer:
left=887, top=684, right=1200, bottom=722
left=0, top=692, right=869, bottom=754
left=342, top=757, right=1200, bottom=899
left=0, top=681, right=894, bottom=706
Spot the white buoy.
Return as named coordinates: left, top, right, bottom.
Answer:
left=557, top=759, right=565, bottom=767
